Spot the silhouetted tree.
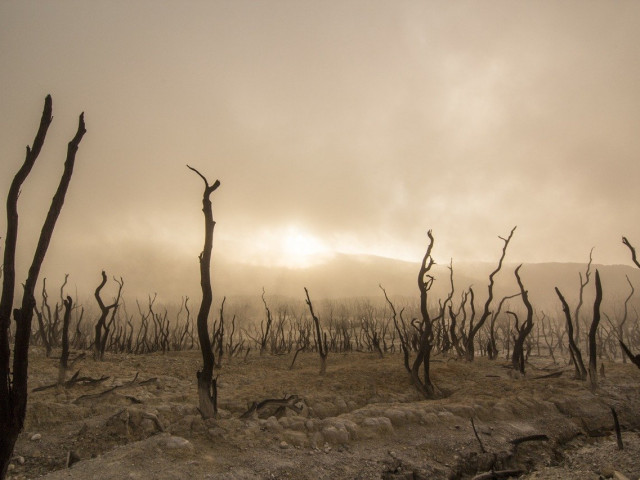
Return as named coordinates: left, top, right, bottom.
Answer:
left=93, top=271, right=123, bottom=360
left=305, top=287, right=328, bottom=375
left=588, top=270, right=603, bottom=390
left=464, top=227, right=516, bottom=361
left=620, top=236, right=640, bottom=368
left=188, top=165, right=220, bottom=419
left=555, top=286, right=587, bottom=380
left=0, top=95, right=85, bottom=479
left=58, top=295, right=73, bottom=385
left=510, top=265, right=534, bottom=374
left=411, top=230, right=439, bottom=398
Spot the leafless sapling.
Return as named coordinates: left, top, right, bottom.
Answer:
left=0, top=95, right=85, bottom=478
left=188, top=165, right=220, bottom=419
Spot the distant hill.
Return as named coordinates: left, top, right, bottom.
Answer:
left=45, top=248, right=640, bottom=315
left=212, top=254, right=640, bottom=312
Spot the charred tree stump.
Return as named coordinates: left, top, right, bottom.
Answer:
left=188, top=165, right=220, bottom=419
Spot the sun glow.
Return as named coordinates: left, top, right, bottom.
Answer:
left=231, top=225, right=332, bottom=268
left=279, top=226, right=330, bottom=268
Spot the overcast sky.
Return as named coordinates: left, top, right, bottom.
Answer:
left=2, top=1, right=640, bottom=298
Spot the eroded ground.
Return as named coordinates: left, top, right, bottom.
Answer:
left=6, top=349, right=640, bottom=480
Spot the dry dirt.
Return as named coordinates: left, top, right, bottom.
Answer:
left=5, top=349, right=640, bottom=480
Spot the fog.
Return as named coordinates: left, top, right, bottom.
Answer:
left=2, top=1, right=640, bottom=300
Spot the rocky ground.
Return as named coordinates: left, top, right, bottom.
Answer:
left=5, top=349, right=640, bottom=480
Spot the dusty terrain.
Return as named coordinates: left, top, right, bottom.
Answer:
left=5, top=350, right=640, bottom=480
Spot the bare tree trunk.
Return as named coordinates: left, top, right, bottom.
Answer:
left=188, top=165, right=220, bottom=419
left=0, top=96, right=85, bottom=479
left=588, top=270, right=602, bottom=390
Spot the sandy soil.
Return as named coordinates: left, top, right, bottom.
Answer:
left=5, top=349, right=640, bottom=480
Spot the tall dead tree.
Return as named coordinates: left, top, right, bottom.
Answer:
left=620, top=236, right=640, bottom=368
left=588, top=270, right=602, bottom=390
left=465, top=226, right=516, bottom=361
left=411, top=230, right=439, bottom=398
left=0, top=96, right=85, bottom=479
left=188, top=165, right=220, bottom=419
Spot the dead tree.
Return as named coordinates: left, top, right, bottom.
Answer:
left=510, top=265, right=534, bottom=375
left=259, top=288, right=273, bottom=355
left=380, top=284, right=411, bottom=377
left=555, top=287, right=587, bottom=380
left=618, top=276, right=634, bottom=363
left=588, top=270, right=602, bottom=390
left=58, top=296, right=73, bottom=385
left=620, top=236, right=640, bottom=368
left=465, top=227, right=516, bottom=361
left=0, top=95, right=85, bottom=479
left=411, top=230, right=439, bottom=398
left=304, top=287, right=328, bottom=375
left=622, top=236, right=640, bottom=269
left=488, top=292, right=521, bottom=360
left=188, top=165, right=220, bottom=419
left=574, top=248, right=594, bottom=350
left=212, top=296, right=225, bottom=368
left=93, top=272, right=123, bottom=360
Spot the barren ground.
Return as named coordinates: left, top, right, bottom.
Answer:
left=6, top=349, right=640, bottom=480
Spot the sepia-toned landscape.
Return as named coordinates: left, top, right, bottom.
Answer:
left=2, top=2, right=640, bottom=480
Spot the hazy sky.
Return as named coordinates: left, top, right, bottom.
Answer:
left=2, top=1, right=640, bottom=298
